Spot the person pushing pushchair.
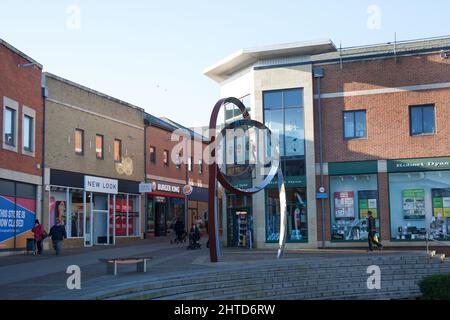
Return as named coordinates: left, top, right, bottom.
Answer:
left=187, top=223, right=201, bottom=250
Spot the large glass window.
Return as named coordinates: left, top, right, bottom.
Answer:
left=23, top=115, right=33, bottom=152
left=4, top=107, right=16, bottom=146
left=69, top=190, right=84, bottom=238
left=149, top=146, right=156, bottom=164
left=225, top=95, right=251, bottom=123
left=410, top=105, right=435, bottom=135
left=263, top=89, right=304, bottom=157
left=330, top=175, right=378, bottom=241
left=266, top=187, right=308, bottom=242
left=389, top=171, right=450, bottom=241
left=75, top=129, right=84, bottom=155
left=344, top=110, right=367, bottom=139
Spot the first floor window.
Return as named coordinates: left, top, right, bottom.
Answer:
left=199, top=159, right=203, bottom=174
left=23, top=115, right=33, bottom=152
left=4, top=107, right=16, bottom=146
left=75, top=129, right=84, bottom=155
left=149, top=146, right=156, bottom=164
left=114, top=139, right=122, bottom=162
left=96, top=134, right=104, bottom=159
left=266, top=187, right=308, bottom=242
left=344, top=110, right=367, bottom=139
left=188, top=157, right=193, bottom=172
left=410, top=105, right=435, bottom=135
left=329, top=174, right=379, bottom=241
left=163, top=150, right=169, bottom=166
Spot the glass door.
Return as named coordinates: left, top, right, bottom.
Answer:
left=93, top=194, right=109, bottom=245
left=84, top=192, right=93, bottom=247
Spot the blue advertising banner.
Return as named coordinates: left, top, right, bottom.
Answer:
left=0, top=195, right=36, bottom=244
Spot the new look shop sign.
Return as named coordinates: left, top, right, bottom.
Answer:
left=84, top=176, right=118, bottom=194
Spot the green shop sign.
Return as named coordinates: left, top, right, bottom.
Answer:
left=328, top=161, right=378, bottom=175
left=387, top=157, right=450, bottom=173
left=268, top=176, right=306, bottom=188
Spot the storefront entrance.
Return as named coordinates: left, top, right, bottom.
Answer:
left=226, top=193, right=253, bottom=248
left=84, top=193, right=110, bottom=246
left=154, top=197, right=167, bottom=236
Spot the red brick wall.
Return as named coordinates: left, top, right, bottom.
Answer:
left=0, top=43, right=43, bottom=177
left=146, top=125, right=208, bottom=186
left=314, top=53, right=450, bottom=163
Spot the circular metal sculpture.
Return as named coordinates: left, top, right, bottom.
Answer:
left=207, top=97, right=288, bottom=262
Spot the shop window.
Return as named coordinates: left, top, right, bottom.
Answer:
left=69, top=190, right=84, bottom=238
left=75, top=129, right=84, bottom=155
left=163, top=150, right=169, bottom=166
left=330, top=175, right=378, bottom=241
left=4, top=107, right=16, bottom=146
left=114, top=139, right=122, bottom=162
left=344, top=110, right=366, bottom=139
left=266, top=187, right=308, bottom=243
left=150, top=146, right=156, bottom=164
left=128, top=195, right=140, bottom=237
left=96, top=134, right=104, bottom=159
left=48, top=187, right=68, bottom=230
left=22, top=115, right=34, bottom=152
left=410, top=105, right=435, bottom=135
left=389, top=171, right=450, bottom=241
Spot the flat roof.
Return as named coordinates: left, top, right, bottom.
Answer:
left=44, top=72, right=145, bottom=113
left=0, top=37, right=43, bottom=69
left=204, top=39, right=337, bottom=82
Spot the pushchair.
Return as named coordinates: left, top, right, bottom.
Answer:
left=170, top=230, right=187, bottom=244
left=187, top=230, right=201, bottom=250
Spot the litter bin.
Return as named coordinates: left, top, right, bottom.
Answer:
left=26, top=238, right=36, bottom=255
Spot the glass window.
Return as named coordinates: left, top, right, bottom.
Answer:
left=4, top=107, right=16, bottom=146
left=263, top=91, right=283, bottom=110
left=163, top=150, right=169, bottom=166
left=330, top=175, right=378, bottom=241
left=199, top=159, right=203, bottom=174
left=344, top=110, right=366, bottom=139
left=410, top=105, right=435, bottom=135
left=176, top=153, right=181, bottom=169
left=284, top=89, right=303, bottom=108
left=284, top=108, right=304, bottom=156
left=23, top=115, right=33, bottom=152
left=70, top=190, right=84, bottom=238
left=128, top=195, right=140, bottom=237
left=266, top=187, right=308, bottom=242
left=389, top=171, right=450, bottom=241
left=114, top=139, right=121, bottom=162
left=96, top=135, right=104, bottom=159
left=188, top=157, right=193, bottom=172
left=75, top=129, right=84, bottom=155
left=150, top=146, right=156, bottom=164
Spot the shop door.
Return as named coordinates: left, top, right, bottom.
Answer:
left=93, top=194, right=109, bottom=245
left=229, top=208, right=253, bottom=248
left=154, top=199, right=167, bottom=237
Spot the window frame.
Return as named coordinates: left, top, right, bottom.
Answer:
left=149, top=146, right=156, bottom=164
left=188, top=156, right=193, bottom=172
left=409, top=104, right=436, bottom=136
left=3, top=97, right=19, bottom=152
left=343, top=110, right=367, bottom=140
left=114, top=139, right=122, bottom=162
left=163, top=149, right=169, bottom=166
left=95, top=134, right=104, bottom=160
left=75, top=129, right=84, bottom=156
left=23, top=115, right=33, bottom=152
left=199, top=159, right=203, bottom=174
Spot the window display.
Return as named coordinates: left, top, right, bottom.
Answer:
left=330, top=175, right=378, bottom=241
left=70, top=191, right=84, bottom=238
left=389, top=171, right=450, bottom=241
left=266, top=187, right=307, bottom=242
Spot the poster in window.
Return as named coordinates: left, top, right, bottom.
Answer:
left=402, top=189, right=426, bottom=220
left=334, top=192, right=355, bottom=219
left=358, top=190, right=378, bottom=219
left=432, top=189, right=450, bottom=218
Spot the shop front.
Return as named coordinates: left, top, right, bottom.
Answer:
left=388, top=157, right=450, bottom=243
left=0, top=179, right=37, bottom=251
left=188, top=186, right=209, bottom=234
left=226, top=193, right=253, bottom=248
left=328, top=161, right=379, bottom=243
left=47, top=169, right=142, bottom=247
left=146, top=181, right=185, bottom=237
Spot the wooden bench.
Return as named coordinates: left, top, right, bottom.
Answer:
left=99, top=257, right=152, bottom=276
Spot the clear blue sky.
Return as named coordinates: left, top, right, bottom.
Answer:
left=1, top=0, right=449, bottom=127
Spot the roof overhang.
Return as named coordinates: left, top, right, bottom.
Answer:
left=204, top=39, right=337, bottom=83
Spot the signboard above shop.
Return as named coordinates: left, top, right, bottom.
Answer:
left=84, top=176, right=118, bottom=194
left=139, top=183, right=153, bottom=193
left=388, top=157, right=450, bottom=173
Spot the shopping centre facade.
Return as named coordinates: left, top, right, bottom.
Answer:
left=205, top=36, right=450, bottom=249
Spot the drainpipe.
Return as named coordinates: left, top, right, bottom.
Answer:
left=313, top=67, right=325, bottom=249
left=41, top=76, right=48, bottom=227
left=143, top=117, right=149, bottom=239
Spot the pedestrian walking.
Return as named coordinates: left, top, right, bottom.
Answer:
left=367, top=211, right=383, bottom=251
left=31, top=220, right=45, bottom=255
left=48, top=218, right=67, bottom=255
left=174, top=218, right=185, bottom=243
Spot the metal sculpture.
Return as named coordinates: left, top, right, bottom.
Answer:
left=207, top=97, right=287, bottom=263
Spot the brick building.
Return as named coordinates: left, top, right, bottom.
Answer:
left=205, top=36, right=450, bottom=249
left=144, top=114, right=209, bottom=238
left=0, top=38, right=44, bottom=251
left=43, top=73, right=146, bottom=248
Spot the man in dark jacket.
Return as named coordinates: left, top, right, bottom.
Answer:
left=49, top=218, right=67, bottom=255
left=367, top=211, right=383, bottom=251
left=174, top=218, right=185, bottom=242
